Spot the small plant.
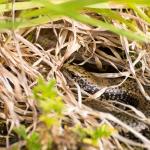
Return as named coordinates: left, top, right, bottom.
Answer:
left=73, top=124, right=116, bottom=146
left=15, top=78, right=64, bottom=149
left=14, top=78, right=116, bottom=149
left=33, top=78, right=64, bottom=128
left=15, top=125, right=41, bottom=150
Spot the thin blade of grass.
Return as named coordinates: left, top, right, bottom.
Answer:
left=130, top=4, right=150, bottom=24
left=87, top=8, right=141, bottom=32
left=0, top=1, right=43, bottom=13
left=68, top=13, right=149, bottom=42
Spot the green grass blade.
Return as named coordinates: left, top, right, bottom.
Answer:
left=88, top=0, right=150, bottom=8
left=17, top=16, right=61, bottom=28
left=130, top=5, right=150, bottom=24
left=0, top=2, right=43, bottom=13
left=0, top=21, right=19, bottom=30
left=88, top=8, right=141, bottom=32
left=69, top=13, right=149, bottom=42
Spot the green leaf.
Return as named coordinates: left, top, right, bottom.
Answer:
left=14, top=125, right=27, bottom=140
left=27, top=132, right=41, bottom=150
left=91, top=124, right=112, bottom=139
left=40, top=115, right=59, bottom=127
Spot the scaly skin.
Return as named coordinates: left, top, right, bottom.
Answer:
left=63, top=64, right=148, bottom=111
left=1, top=63, right=149, bottom=146
left=63, top=64, right=150, bottom=140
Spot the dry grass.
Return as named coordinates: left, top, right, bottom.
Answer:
left=1, top=10, right=150, bottom=149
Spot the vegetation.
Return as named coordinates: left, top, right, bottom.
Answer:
left=0, top=0, right=150, bottom=41
left=14, top=79, right=114, bottom=149
left=0, top=0, right=150, bottom=149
